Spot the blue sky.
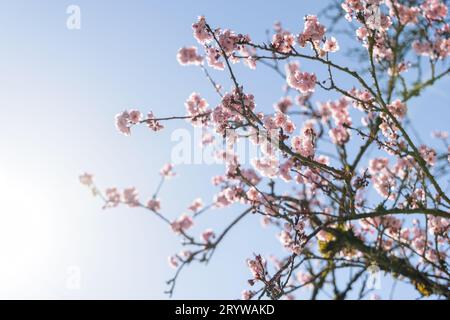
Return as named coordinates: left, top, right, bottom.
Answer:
left=0, top=0, right=448, bottom=299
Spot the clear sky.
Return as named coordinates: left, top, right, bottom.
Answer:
left=0, top=0, right=448, bottom=299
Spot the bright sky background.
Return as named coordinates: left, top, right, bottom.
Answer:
left=0, top=0, right=448, bottom=299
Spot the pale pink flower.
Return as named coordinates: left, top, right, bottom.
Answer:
left=420, top=0, right=448, bottom=21
left=201, top=229, right=215, bottom=243
left=247, top=255, right=266, bottom=280
left=274, top=96, right=293, bottom=113
left=387, top=99, right=407, bottom=119
left=279, top=159, right=294, bottom=182
left=272, top=30, right=295, bottom=53
left=123, top=187, right=139, bottom=207
left=168, top=256, right=179, bottom=268
left=428, top=216, right=450, bottom=235
left=241, top=290, right=254, bottom=300
left=329, top=126, right=350, bottom=145
left=287, top=70, right=317, bottom=93
left=323, top=37, right=339, bottom=52
left=105, top=188, right=121, bottom=208
left=206, top=47, right=225, bottom=70
left=160, top=163, right=176, bottom=178
left=292, top=125, right=316, bottom=158
left=185, top=92, right=209, bottom=126
left=115, top=111, right=131, bottom=136
left=246, top=187, right=260, bottom=202
left=79, top=173, right=93, bottom=186
left=432, top=131, right=448, bottom=139
left=146, top=198, right=161, bottom=212
left=272, top=112, right=296, bottom=134
left=218, top=29, right=239, bottom=54
left=356, top=27, right=368, bottom=40
left=419, top=145, right=437, bottom=166
left=192, top=16, right=212, bottom=44
left=368, top=158, right=397, bottom=199
left=387, top=2, right=420, bottom=25
left=252, top=157, right=279, bottom=178
left=328, top=97, right=352, bottom=127
left=298, top=15, right=326, bottom=47
left=177, top=46, right=203, bottom=66
left=171, top=214, right=194, bottom=234
left=129, top=110, right=142, bottom=124
left=188, top=198, right=203, bottom=213
left=146, top=111, right=164, bottom=132
left=388, top=61, right=410, bottom=76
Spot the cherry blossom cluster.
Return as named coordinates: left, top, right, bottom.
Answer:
left=86, top=0, right=450, bottom=300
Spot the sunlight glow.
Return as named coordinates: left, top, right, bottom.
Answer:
left=0, top=161, right=54, bottom=295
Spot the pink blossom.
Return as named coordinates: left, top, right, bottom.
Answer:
left=291, top=125, right=316, bottom=158
left=328, top=97, right=352, bottom=127
left=323, top=37, right=339, bottom=52
left=129, top=110, right=142, bottom=124
left=188, top=198, right=203, bottom=213
left=387, top=99, right=407, bottom=119
left=241, top=290, right=254, bottom=300
left=171, top=214, right=194, bottom=234
left=329, top=126, right=350, bottom=145
left=420, top=0, right=448, bottom=21
left=123, top=187, right=139, bottom=207
left=79, top=173, right=93, bottom=186
left=287, top=70, right=317, bottom=93
left=274, top=96, right=293, bottom=113
left=201, top=229, right=215, bottom=243
left=356, top=27, right=368, bottom=40
left=298, top=15, right=326, bottom=47
left=279, top=159, right=294, bottom=182
left=115, top=111, right=131, bottom=136
left=246, top=187, right=260, bottom=202
left=428, top=216, right=450, bottom=235
left=272, top=30, right=295, bottom=53
left=206, top=47, right=225, bottom=70
left=388, top=61, right=410, bottom=76
left=432, top=131, right=448, bottom=139
left=368, top=158, right=397, bottom=199
left=419, top=145, right=437, bottom=166
left=368, top=158, right=389, bottom=175
left=177, top=46, right=203, bottom=65
left=201, top=131, right=215, bottom=146
left=160, top=163, right=176, bottom=178
left=168, top=256, right=179, bottom=268
left=192, top=16, right=212, bottom=44
left=272, top=112, right=296, bottom=134
left=146, top=111, right=164, bottom=132
left=247, top=255, right=266, bottom=280
left=413, top=38, right=450, bottom=60
left=147, top=198, right=161, bottom=212
left=239, top=45, right=257, bottom=69
left=213, top=190, right=233, bottom=208
left=105, top=188, right=121, bottom=208
left=218, top=29, right=240, bottom=54
left=387, top=2, right=420, bottom=25
left=185, top=92, right=209, bottom=126
left=252, top=157, right=279, bottom=178
left=240, top=168, right=262, bottom=186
